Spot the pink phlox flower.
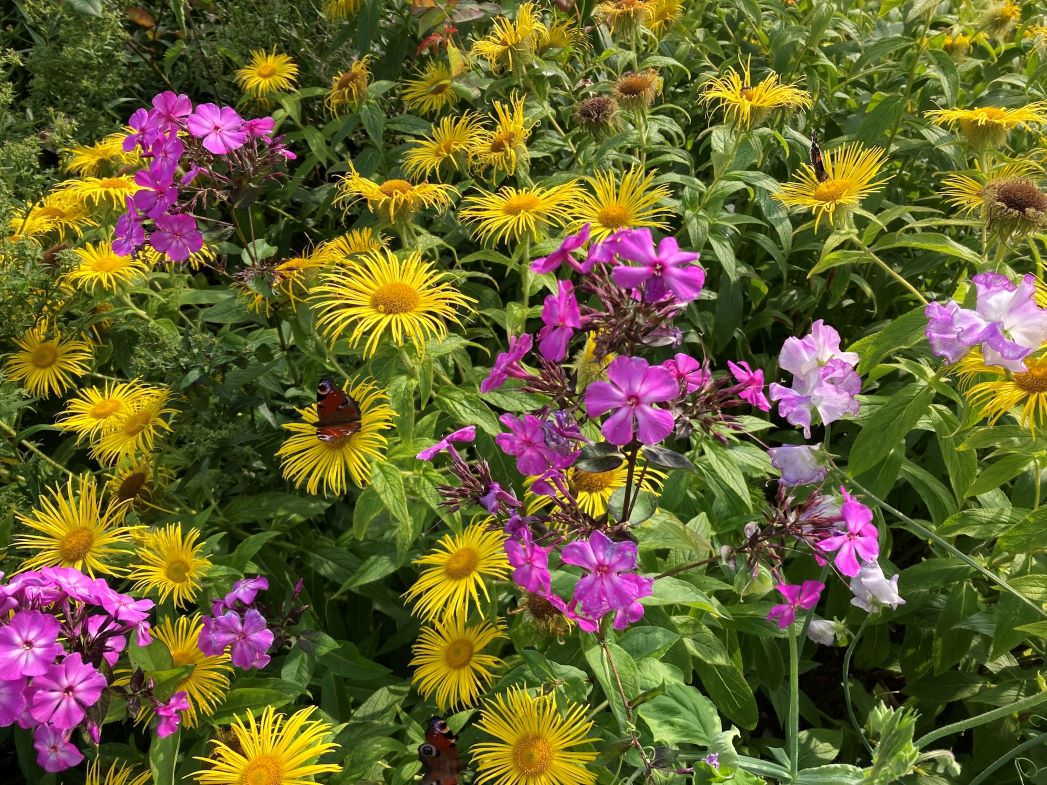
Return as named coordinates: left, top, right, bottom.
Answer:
left=201, top=610, right=273, bottom=670
left=150, top=91, right=193, bottom=133
left=612, top=228, right=705, bottom=303
left=532, top=223, right=592, bottom=273
left=767, top=444, right=827, bottom=486
left=849, top=562, right=905, bottom=612
left=244, top=116, right=276, bottom=139
left=727, top=360, right=770, bottom=411
left=612, top=574, right=654, bottom=630
left=585, top=356, right=678, bottom=445
left=0, top=610, right=64, bottom=679
left=30, top=653, right=106, bottom=729
left=778, top=320, right=859, bottom=377
left=505, top=530, right=552, bottom=594
left=84, top=615, right=127, bottom=668
left=33, top=725, right=83, bottom=773
left=0, top=678, right=28, bottom=727
left=155, top=691, right=190, bottom=737
left=543, top=592, right=601, bottom=633
left=39, top=566, right=97, bottom=603
left=585, top=230, right=629, bottom=267
left=481, top=333, right=533, bottom=393
left=817, top=488, right=879, bottom=577
left=186, top=103, right=248, bottom=155
left=495, top=414, right=575, bottom=476
left=113, top=197, right=146, bottom=256
left=562, top=530, right=645, bottom=617
left=133, top=167, right=179, bottom=219
left=478, top=481, right=520, bottom=514
left=417, top=426, right=477, bottom=461
left=222, top=576, right=269, bottom=609
left=538, top=280, right=583, bottom=362
left=661, top=353, right=710, bottom=394
left=123, top=107, right=160, bottom=152
left=767, top=580, right=825, bottom=628
left=151, top=213, right=204, bottom=262
left=146, top=134, right=185, bottom=174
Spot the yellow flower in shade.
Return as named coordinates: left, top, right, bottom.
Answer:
left=471, top=2, right=546, bottom=73
left=402, top=523, right=511, bottom=621
left=644, top=0, right=682, bottom=36
left=411, top=616, right=506, bottom=710
left=143, top=242, right=216, bottom=272
left=235, top=49, right=299, bottom=99
left=1027, top=25, right=1047, bottom=54
left=311, top=248, right=474, bottom=357
left=337, top=164, right=456, bottom=225
left=57, top=176, right=141, bottom=211
left=14, top=475, right=132, bottom=576
left=702, top=59, right=812, bottom=128
left=528, top=461, right=665, bottom=518
left=472, top=688, right=598, bottom=785
left=327, top=58, right=371, bottom=114
left=106, top=457, right=171, bottom=508
left=773, top=142, right=889, bottom=230
left=572, top=166, right=672, bottom=240
left=85, top=760, right=150, bottom=785
left=595, top=0, right=651, bottom=34
left=193, top=706, right=340, bottom=785
left=9, top=191, right=95, bottom=242
left=957, top=348, right=1047, bottom=436
left=926, top=103, right=1047, bottom=148
left=471, top=94, right=534, bottom=177
left=539, top=18, right=585, bottom=53
left=403, top=60, right=460, bottom=116
left=129, top=524, right=212, bottom=607
left=148, top=615, right=232, bottom=728
left=403, top=113, right=483, bottom=180
left=941, top=161, right=1047, bottom=240
left=64, top=131, right=140, bottom=177
left=314, top=228, right=388, bottom=262
left=941, top=30, right=978, bottom=58
left=4, top=325, right=93, bottom=398
left=323, top=0, right=362, bottom=19
left=277, top=377, right=394, bottom=494
left=65, top=241, right=150, bottom=293
left=57, top=379, right=151, bottom=442
left=460, top=182, right=583, bottom=245
left=984, top=0, right=1020, bottom=40
left=613, top=69, right=662, bottom=111
left=91, top=389, right=175, bottom=466
left=272, top=230, right=389, bottom=308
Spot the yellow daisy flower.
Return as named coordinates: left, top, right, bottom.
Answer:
left=313, top=227, right=388, bottom=263
left=402, top=523, right=511, bottom=621
left=644, top=0, right=682, bottom=36
left=91, top=389, right=175, bottom=466
left=473, top=688, right=598, bottom=785
left=926, top=102, right=1047, bottom=148
left=613, top=69, right=662, bottom=111
left=470, top=1, right=546, bottom=73
left=528, top=461, right=665, bottom=518
left=14, top=474, right=133, bottom=576
left=323, top=0, right=362, bottom=19
left=539, top=18, right=585, bottom=53
left=984, top=0, right=1020, bottom=40
left=65, top=241, right=150, bottom=293
left=702, top=59, right=812, bottom=128
left=403, top=60, right=460, bottom=116
left=403, top=113, right=482, bottom=180
left=56, top=176, right=141, bottom=211
left=957, top=348, right=1047, bottom=436
left=337, top=164, right=456, bottom=225
left=470, top=94, right=534, bottom=177
left=235, top=49, right=299, bottom=99
left=572, top=165, right=672, bottom=240
left=941, top=30, right=980, bottom=58
left=9, top=191, right=95, bottom=242
left=773, top=142, right=889, bottom=230
left=277, top=377, right=394, bottom=494
left=64, top=131, right=140, bottom=178
left=941, top=161, right=1047, bottom=240
left=85, top=760, right=150, bottom=785
left=106, top=457, right=171, bottom=508
left=327, top=57, right=371, bottom=114
left=193, top=706, right=340, bottom=785
left=460, top=181, right=583, bottom=245
left=594, top=0, right=651, bottom=34
left=147, top=615, right=232, bottom=728
left=129, top=523, right=212, bottom=607
left=4, top=325, right=93, bottom=398
left=1026, top=25, right=1047, bottom=54
left=57, top=379, right=151, bottom=443
left=311, top=248, right=474, bottom=357
left=411, top=616, right=506, bottom=710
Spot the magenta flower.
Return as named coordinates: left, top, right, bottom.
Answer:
left=611, top=574, right=654, bottom=630
left=481, top=333, right=533, bottom=393
left=201, top=609, right=274, bottom=670
left=155, top=691, right=190, bottom=737
left=244, top=116, right=276, bottom=139
left=151, top=213, right=204, bottom=262
left=532, top=223, right=592, bottom=274
left=728, top=360, right=770, bottom=411
left=147, top=134, right=185, bottom=173
left=123, top=107, right=160, bottom=152
left=661, top=353, right=709, bottom=393
left=768, top=444, right=827, bottom=486
left=495, top=414, right=574, bottom=475
left=223, top=576, right=269, bottom=609
left=538, top=280, right=582, bottom=362
left=543, top=592, right=600, bottom=633
left=40, top=566, right=97, bottom=602
left=612, top=228, right=705, bottom=303
left=505, top=531, right=552, bottom=593
left=562, top=530, right=644, bottom=617
left=818, top=488, right=879, bottom=577
left=0, top=679, right=27, bottom=726
left=133, top=167, right=178, bottom=219
left=585, top=356, right=678, bottom=445
left=0, top=611, right=63, bottom=679
left=778, top=320, right=859, bottom=378
left=186, top=103, right=248, bottom=155
left=767, top=580, right=825, bottom=628
left=586, top=230, right=628, bottom=267
left=150, top=91, right=193, bottom=132
left=113, top=197, right=146, bottom=256
left=33, top=725, right=83, bottom=773
left=417, top=426, right=477, bottom=461
left=30, top=653, right=106, bottom=729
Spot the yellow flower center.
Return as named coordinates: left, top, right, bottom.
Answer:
left=170, top=646, right=195, bottom=668
left=379, top=180, right=414, bottom=197
left=813, top=178, right=854, bottom=203
left=59, top=527, right=95, bottom=562
left=444, top=637, right=475, bottom=668
left=370, top=282, right=421, bottom=314
left=444, top=547, right=480, bottom=579
left=90, top=253, right=124, bottom=273
left=597, top=204, right=630, bottom=229
left=501, top=193, right=541, bottom=215
left=122, top=409, right=155, bottom=436
left=571, top=469, right=617, bottom=493
left=437, top=139, right=458, bottom=155
left=489, top=131, right=517, bottom=153
left=166, top=559, right=191, bottom=583
left=99, top=177, right=128, bottom=190
left=240, top=754, right=285, bottom=785
left=255, top=63, right=278, bottom=79
left=90, top=399, right=122, bottom=418
left=513, top=735, right=553, bottom=776
left=1015, top=364, right=1047, bottom=393
left=976, top=108, right=1007, bottom=124
left=30, top=344, right=58, bottom=368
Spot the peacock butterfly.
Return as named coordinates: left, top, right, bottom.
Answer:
left=315, top=378, right=362, bottom=442
left=418, top=716, right=462, bottom=785
left=810, top=129, right=828, bottom=183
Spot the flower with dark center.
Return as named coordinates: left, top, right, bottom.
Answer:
left=573, top=96, right=620, bottom=136
left=613, top=69, right=662, bottom=111
left=985, top=177, right=1047, bottom=240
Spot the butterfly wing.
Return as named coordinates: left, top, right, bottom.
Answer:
left=315, top=378, right=362, bottom=442
left=418, top=717, right=461, bottom=785
left=810, top=130, right=828, bottom=183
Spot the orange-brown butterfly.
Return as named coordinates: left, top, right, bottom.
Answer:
left=315, top=378, right=362, bottom=442
left=810, top=130, right=828, bottom=183
left=418, top=717, right=462, bottom=785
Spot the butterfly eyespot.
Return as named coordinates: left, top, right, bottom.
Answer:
left=419, top=743, right=438, bottom=758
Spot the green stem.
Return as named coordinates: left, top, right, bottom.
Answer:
left=914, top=690, right=1047, bottom=748
left=843, top=617, right=874, bottom=757
left=850, top=234, right=928, bottom=304
left=0, top=420, right=76, bottom=479
left=787, top=625, right=800, bottom=781
left=967, top=731, right=1047, bottom=785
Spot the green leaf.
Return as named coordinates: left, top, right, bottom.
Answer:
left=848, top=383, right=934, bottom=476
left=370, top=460, right=410, bottom=531
left=693, top=659, right=758, bottom=729
left=643, top=576, right=718, bottom=613
left=794, top=765, right=864, bottom=784
left=358, top=103, right=385, bottom=146
left=967, top=453, right=1033, bottom=496
left=211, top=686, right=296, bottom=723
left=149, top=729, right=180, bottom=785
left=872, top=231, right=982, bottom=265
left=129, top=638, right=174, bottom=672
left=65, top=0, right=103, bottom=14
left=583, top=638, right=638, bottom=731
left=436, top=387, right=502, bottom=435
left=637, top=682, right=721, bottom=747
left=996, top=507, right=1047, bottom=554
left=848, top=307, right=929, bottom=376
